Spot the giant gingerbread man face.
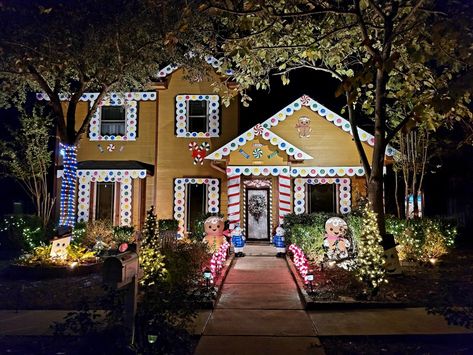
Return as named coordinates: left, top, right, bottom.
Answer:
left=203, top=216, right=225, bottom=252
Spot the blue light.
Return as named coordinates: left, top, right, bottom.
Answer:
left=59, top=143, right=78, bottom=227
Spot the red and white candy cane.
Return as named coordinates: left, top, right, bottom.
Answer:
left=188, top=142, right=198, bottom=151
left=227, top=175, right=241, bottom=229
left=278, top=175, right=291, bottom=224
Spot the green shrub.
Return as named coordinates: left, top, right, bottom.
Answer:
left=290, top=224, right=325, bottom=261
left=158, top=219, right=179, bottom=232
left=112, top=225, right=135, bottom=244
left=0, top=215, right=49, bottom=251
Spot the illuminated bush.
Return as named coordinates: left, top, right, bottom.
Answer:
left=16, top=244, right=96, bottom=267
left=290, top=224, right=325, bottom=262
left=356, top=204, right=387, bottom=294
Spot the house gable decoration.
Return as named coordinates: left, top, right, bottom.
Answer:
left=206, top=124, right=313, bottom=161
left=157, top=55, right=233, bottom=79
left=206, top=94, right=396, bottom=161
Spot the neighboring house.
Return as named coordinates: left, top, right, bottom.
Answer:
left=47, top=64, right=395, bottom=239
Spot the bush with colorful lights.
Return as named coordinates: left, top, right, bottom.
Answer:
left=284, top=212, right=457, bottom=266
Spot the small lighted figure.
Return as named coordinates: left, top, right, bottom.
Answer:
left=203, top=216, right=226, bottom=252
left=382, top=235, right=402, bottom=275
left=231, top=225, right=245, bottom=257
left=272, top=225, right=286, bottom=257
left=323, top=217, right=351, bottom=260
left=295, top=116, right=312, bottom=138
left=50, top=235, right=72, bottom=260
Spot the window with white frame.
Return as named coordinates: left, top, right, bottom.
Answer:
left=95, top=182, right=116, bottom=222
left=100, top=106, right=126, bottom=136
left=307, top=183, right=338, bottom=213
left=186, top=183, right=208, bottom=232
left=175, top=95, right=220, bottom=138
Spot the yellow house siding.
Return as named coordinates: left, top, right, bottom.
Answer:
left=75, top=101, right=156, bottom=165
left=269, top=106, right=373, bottom=167
left=154, top=69, right=239, bottom=221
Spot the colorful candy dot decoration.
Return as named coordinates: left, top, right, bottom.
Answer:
left=173, top=178, right=220, bottom=237
left=175, top=95, right=220, bottom=137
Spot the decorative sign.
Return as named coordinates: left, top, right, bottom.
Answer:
left=50, top=235, right=72, bottom=259
left=188, top=142, right=210, bottom=165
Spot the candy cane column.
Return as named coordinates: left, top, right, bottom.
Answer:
left=227, top=175, right=241, bottom=229
left=278, top=175, right=292, bottom=224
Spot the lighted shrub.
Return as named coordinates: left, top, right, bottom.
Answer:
left=290, top=224, right=325, bottom=262
left=0, top=215, right=49, bottom=251
left=16, top=244, right=96, bottom=266
left=81, top=220, right=114, bottom=249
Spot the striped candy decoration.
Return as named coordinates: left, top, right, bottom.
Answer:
left=278, top=175, right=291, bottom=224
left=253, top=124, right=264, bottom=136
left=238, top=149, right=250, bottom=159
left=252, top=148, right=263, bottom=158
left=227, top=175, right=241, bottom=229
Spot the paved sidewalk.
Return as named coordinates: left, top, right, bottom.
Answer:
left=195, top=248, right=324, bottom=355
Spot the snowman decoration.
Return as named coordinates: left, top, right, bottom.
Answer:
left=231, top=225, right=246, bottom=257
left=272, top=225, right=286, bottom=257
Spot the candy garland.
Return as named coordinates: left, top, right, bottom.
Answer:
left=209, top=241, right=230, bottom=280
left=288, top=244, right=310, bottom=284
left=226, top=166, right=365, bottom=178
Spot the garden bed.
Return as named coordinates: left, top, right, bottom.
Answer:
left=287, top=248, right=473, bottom=309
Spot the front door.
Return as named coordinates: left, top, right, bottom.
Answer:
left=246, top=188, right=270, bottom=240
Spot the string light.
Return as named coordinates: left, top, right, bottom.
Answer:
left=288, top=244, right=310, bottom=284
left=59, top=143, right=78, bottom=227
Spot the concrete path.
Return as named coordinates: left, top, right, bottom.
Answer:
left=195, top=244, right=324, bottom=355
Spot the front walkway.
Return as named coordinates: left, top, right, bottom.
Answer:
left=195, top=243, right=324, bottom=355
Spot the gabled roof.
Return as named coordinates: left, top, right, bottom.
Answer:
left=208, top=94, right=396, bottom=161
left=206, top=124, right=313, bottom=161
left=157, top=55, right=233, bottom=79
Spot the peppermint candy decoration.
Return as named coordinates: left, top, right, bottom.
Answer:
left=300, top=95, right=311, bottom=106
left=189, top=141, right=211, bottom=165
left=253, top=124, right=264, bottom=136
left=107, top=144, right=115, bottom=152
left=252, top=148, right=263, bottom=158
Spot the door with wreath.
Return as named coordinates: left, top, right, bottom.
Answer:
left=246, top=188, right=270, bottom=240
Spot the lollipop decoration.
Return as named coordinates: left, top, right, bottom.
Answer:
left=252, top=148, right=263, bottom=159
left=253, top=124, right=264, bottom=136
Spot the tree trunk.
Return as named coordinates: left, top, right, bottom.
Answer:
left=58, top=143, right=78, bottom=227
left=368, top=67, right=388, bottom=240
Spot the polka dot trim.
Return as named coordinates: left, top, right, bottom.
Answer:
left=294, top=178, right=352, bottom=215
left=173, top=178, right=220, bottom=237
left=225, top=166, right=365, bottom=177
left=175, top=95, right=220, bottom=138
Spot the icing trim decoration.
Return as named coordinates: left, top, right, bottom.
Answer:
left=294, top=178, right=352, bottom=214
left=206, top=126, right=313, bottom=160
left=226, top=166, right=365, bottom=177
left=227, top=175, right=241, bottom=230
left=173, top=178, right=220, bottom=236
left=36, top=92, right=157, bottom=102
left=189, top=142, right=211, bottom=165
left=89, top=98, right=137, bottom=141
left=73, top=169, right=147, bottom=225
left=175, top=95, right=220, bottom=137
left=157, top=55, right=233, bottom=78
left=205, top=94, right=396, bottom=159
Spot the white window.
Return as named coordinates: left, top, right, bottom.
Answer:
left=100, top=106, right=126, bottom=136
left=175, top=95, right=220, bottom=138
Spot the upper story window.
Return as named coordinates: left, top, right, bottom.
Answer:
left=101, top=106, right=126, bottom=136
left=175, top=95, right=220, bottom=138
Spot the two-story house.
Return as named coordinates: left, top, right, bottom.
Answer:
left=48, top=61, right=395, bottom=239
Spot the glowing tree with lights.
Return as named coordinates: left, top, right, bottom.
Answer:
left=356, top=203, right=387, bottom=296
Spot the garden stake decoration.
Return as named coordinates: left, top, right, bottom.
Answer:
left=231, top=225, right=245, bottom=257
left=188, top=142, right=210, bottom=165
left=272, top=225, right=286, bottom=257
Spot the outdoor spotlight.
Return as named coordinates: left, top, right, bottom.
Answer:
left=429, top=258, right=438, bottom=266
left=69, top=261, right=78, bottom=269
left=328, top=260, right=336, bottom=268
left=306, top=272, right=314, bottom=293
left=203, top=268, right=212, bottom=288
left=147, top=334, right=158, bottom=344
